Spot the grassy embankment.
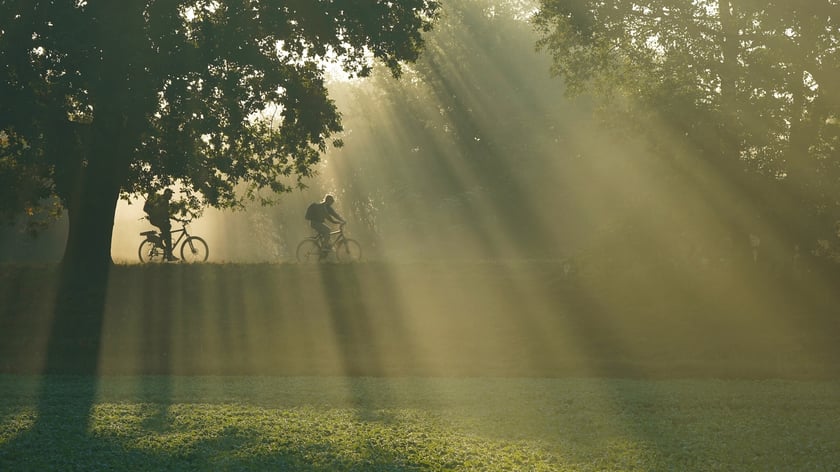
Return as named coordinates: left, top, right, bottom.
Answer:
left=2, top=261, right=838, bottom=377
left=1, top=261, right=839, bottom=470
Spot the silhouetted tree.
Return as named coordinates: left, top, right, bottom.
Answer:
left=0, top=0, right=439, bottom=270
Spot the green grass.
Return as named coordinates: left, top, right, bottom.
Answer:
left=2, top=261, right=839, bottom=378
left=2, top=261, right=840, bottom=469
left=1, top=375, right=839, bottom=471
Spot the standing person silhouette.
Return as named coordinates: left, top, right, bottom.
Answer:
left=143, top=188, right=178, bottom=261
left=305, top=194, right=346, bottom=251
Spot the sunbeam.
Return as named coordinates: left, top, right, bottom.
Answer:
left=3, top=1, right=840, bottom=470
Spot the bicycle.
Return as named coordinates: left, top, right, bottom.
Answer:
left=296, top=223, right=362, bottom=263
left=138, top=217, right=209, bottom=263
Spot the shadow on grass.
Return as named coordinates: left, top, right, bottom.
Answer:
left=0, top=262, right=108, bottom=468
left=2, top=260, right=840, bottom=470
left=318, top=263, right=417, bottom=422
left=0, top=263, right=434, bottom=470
left=0, top=402, right=444, bottom=471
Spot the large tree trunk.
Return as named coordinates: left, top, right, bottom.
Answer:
left=62, top=186, right=120, bottom=270
left=61, top=139, right=124, bottom=271
left=58, top=1, right=143, bottom=272
left=46, top=123, right=129, bottom=376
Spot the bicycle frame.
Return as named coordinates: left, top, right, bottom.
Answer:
left=143, top=224, right=189, bottom=246
left=310, top=227, right=347, bottom=249
left=297, top=223, right=361, bottom=263
left=168, top=225, right=190, bottom=248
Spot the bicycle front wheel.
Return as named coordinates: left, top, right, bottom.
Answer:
left=139, top=240, right=166, bottom=263
left=335, top=238, right=362, bottom=262
left=296, top=239, right=323, bottom=263
left=180, top=236, right=209, bottom=262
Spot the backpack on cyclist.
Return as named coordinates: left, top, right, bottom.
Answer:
left=144, top=195, right=168, bottom=226
left=304, top=202, right=319, bottom=221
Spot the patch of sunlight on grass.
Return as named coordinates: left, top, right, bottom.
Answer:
left=87, top=404, right=559, bottom=470
left=0, top=408, right=36, bottom=444
left=2, top=376, right=839, bottom=470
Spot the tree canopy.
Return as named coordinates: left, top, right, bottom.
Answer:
left=534, top=0, right=840, bottom=263
left=0, top=0, right=439, bottom=266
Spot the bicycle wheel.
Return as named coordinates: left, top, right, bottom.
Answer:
left=335, top=238, right=362, bottom=262
left=296, top=239, right=323, bottom=263
left=138, top=240, right=166, bottom=263
left=180, top=236, right=209, bottom=262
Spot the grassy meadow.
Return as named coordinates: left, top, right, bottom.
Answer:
left=1, top=261, right=840, bottom=470
left=2, top=376, right=839, bottom=471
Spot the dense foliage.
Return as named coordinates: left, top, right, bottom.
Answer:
left=534, top=0, right=840, bottom=264
left=0, top=0, right=439, bottom=265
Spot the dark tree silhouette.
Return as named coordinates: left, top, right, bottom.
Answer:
left=0, top=0, right=439, bottom=270
left=0, top=1, right=441, bottom=439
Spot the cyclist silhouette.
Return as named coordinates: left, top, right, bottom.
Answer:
left=143, top=188, right=179, bottom=261
left=305, top=194, right=346, bottom=250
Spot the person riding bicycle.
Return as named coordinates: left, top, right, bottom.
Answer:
left=305, top=194, right=346, bottom=251
left=143, top=188, right=179, bottom=261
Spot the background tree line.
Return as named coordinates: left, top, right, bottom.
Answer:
left=3, top=0, right=840, bottom=277
left=533, top=0, right=840, bottom=272
left=284, top=0, right=840, bottom=277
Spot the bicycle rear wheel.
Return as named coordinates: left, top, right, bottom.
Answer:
left=335, top=238, right=362, bottom=262
left=180, top=236, right=209, bottom=262
left=296, top=239, right=323, bottom=263
left=138, top=240, right=166, bottom=263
